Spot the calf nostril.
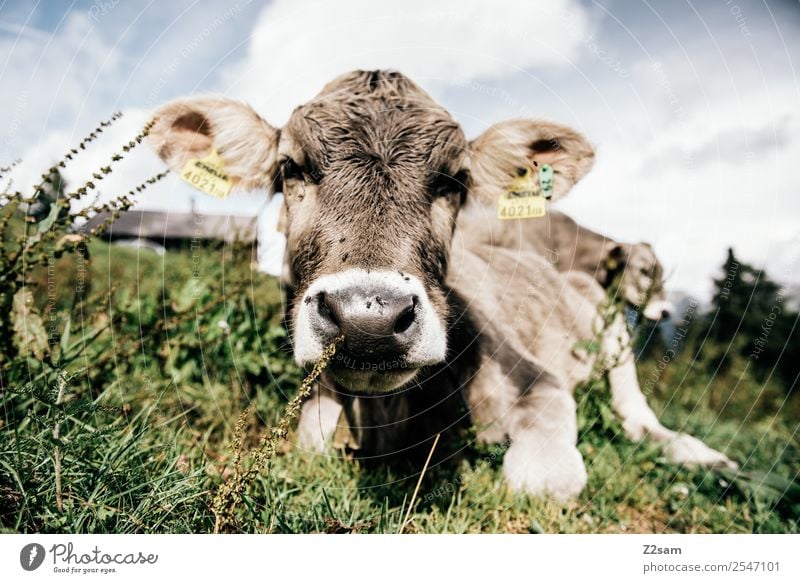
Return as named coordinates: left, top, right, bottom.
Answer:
left=393, top=307, right=415, bottom=335
left=393, top=296, right=418, bottom=334
left=317, top=292, right=340, bottom=328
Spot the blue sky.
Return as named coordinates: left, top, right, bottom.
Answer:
left=1, top=0, right=798, bottom=299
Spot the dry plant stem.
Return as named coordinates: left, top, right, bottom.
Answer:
left=7, top=118, right=161, bottom=271
left=212, top=336, right=343, bottom=533
left=31, top=113, right=123, bottom=202
left=398, top=432, right=440, bottom=534
left=53, top=374, right=66, bottom=512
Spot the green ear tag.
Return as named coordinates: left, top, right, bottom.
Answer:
left=539, top=164, right=554, bottom=200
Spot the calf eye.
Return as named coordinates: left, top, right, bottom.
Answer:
left=281, top=158, right=305, bottom=182
left=431, top=169, right=469, bottom=203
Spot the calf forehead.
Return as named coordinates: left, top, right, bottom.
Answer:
left=285, top=71, right=467, bottom=171
left=630, top=245, right=659, bottom=271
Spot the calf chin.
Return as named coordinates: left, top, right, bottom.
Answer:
left=329, top=367, right=419, bottom=394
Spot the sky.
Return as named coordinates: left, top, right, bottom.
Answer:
left=1, top=0, right=798, bottom=300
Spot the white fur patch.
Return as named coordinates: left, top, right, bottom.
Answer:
left=502, top=435, right=588, bottom=501
left=643, top=299, right=674, bottom=321
left=297, top=392, right=342, bottom=453
left=293, top=301, right=325, bottom=369
left=293, top=269, right=447, bottom=367
left=664, top=433, right=738, bottom=470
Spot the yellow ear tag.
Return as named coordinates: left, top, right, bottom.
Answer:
left=498, top=166, right=547, bottom=220
left=180, top=149, right=233, bottom=199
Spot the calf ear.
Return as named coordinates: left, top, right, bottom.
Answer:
left=148, top=97, right=280, bottom=192
left=600, top=244, right=627, bottom=287
left=469, top=119, right=595, bottom=204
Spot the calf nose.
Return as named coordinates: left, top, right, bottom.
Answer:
left=315, top=290, right=418, bottom=357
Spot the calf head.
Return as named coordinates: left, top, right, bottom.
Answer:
left=149, top=70, right=594, bottom=394
left=603, top=242, right=672, bottom=320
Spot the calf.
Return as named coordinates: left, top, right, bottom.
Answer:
left=466, top=170, right=672, bottom=320
left=149, top=70, right=734, bottom=499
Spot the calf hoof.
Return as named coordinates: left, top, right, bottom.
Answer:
left=502, top=439, right=588, bottom=501
left=664, top=433, right=738, bottom=470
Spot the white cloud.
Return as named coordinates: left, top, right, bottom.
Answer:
left=0, top=13, right=121, bottom=166
left=223, top=0, right=591, bottom=124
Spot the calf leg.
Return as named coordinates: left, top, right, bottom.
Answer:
left=602, top=314, right=737, bottom=469
left=502, top=385, right=588, bottom=500
left=467, top=356, right=588, bottom=499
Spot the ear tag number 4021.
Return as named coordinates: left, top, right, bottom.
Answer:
left=180, top=149, right=233, bottom=200
left=498, top=163, right=553, bottom=220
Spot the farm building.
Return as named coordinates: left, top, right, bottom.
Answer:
left=78, top=201, right=287, bottom=276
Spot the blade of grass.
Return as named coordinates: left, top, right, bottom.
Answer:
left=398, top=432, right=440, bottom=534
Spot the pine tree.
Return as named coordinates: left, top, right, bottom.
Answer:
left=700, top=247, right=797, bottom=392
left=27, top=167, right=68, bottom=223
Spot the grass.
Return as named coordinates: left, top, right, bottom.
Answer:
left=1, top=239, right=798, bottom=534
